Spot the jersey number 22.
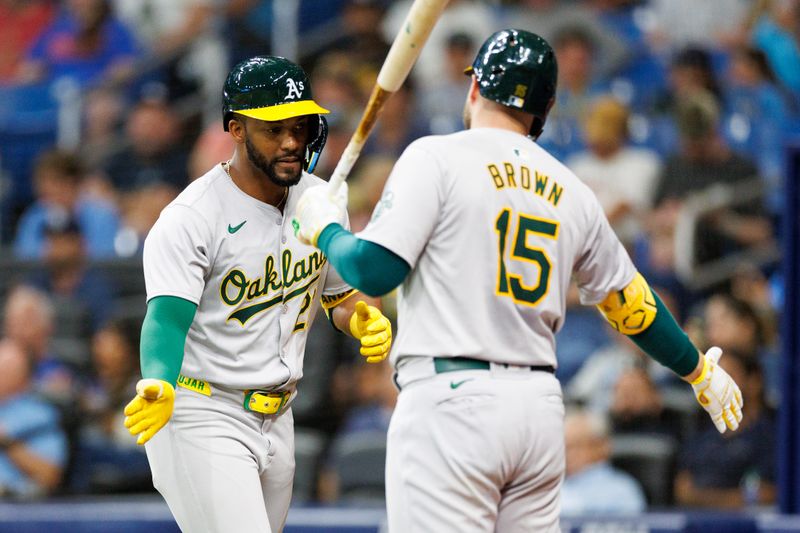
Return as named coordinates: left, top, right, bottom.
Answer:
left=494, top=208, right=559, bottom=306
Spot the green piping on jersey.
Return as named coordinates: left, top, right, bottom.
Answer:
left=140, top=296, right=197, bottom=386
left=317, top=223, right=410, bottom=297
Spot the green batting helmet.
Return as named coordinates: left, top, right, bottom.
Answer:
left=223, top=56, right=329, bottom=173
left=465, top=29, right=558, bottom=139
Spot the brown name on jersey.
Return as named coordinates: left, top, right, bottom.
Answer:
left=487, top=163, right=563, bottom=207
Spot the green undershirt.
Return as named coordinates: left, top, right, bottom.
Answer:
left=140, top=295, right=197, bottom=386
left=626, top=291, right=700, bottom=377
left=317, top=223, right=410, bottom=296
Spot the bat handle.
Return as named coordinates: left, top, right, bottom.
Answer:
left=327, top=139, right=365, bottom=193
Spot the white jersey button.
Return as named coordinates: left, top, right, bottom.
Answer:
left=281, top=304, right=289, bottom=314
left=281, top=235, right=287, bottom=244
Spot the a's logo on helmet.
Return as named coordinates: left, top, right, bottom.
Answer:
left=285, top=79, right=304, bottom=100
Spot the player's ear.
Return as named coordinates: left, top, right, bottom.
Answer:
left=468, top=76, right=481, bottom=104
left=227, top=115, right=247, bottom=144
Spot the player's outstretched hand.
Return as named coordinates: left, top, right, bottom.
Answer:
left=293, top=183, right=348, bottom=247
left=690, top=347, right=743, bottom=433
left=349, top=301, right=392, bottom=363
left=124, top=379, right=176, bottom=445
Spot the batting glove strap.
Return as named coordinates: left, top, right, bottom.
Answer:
left=293, top=183, right=348, bottom=247
left=690, top=347, right=744, bottom=434
left=123, top=379, right=176, bottom=445
left=350, top=301, right=392, bottom=363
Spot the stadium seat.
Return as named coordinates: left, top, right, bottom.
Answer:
left=611, top=434, right=678, bottom=508
left=329, top=430, right=387, bottom=505
left=293, top=428, right=327, bottom=503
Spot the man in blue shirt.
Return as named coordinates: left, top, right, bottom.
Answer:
left=0, top=339, right=68, bottom=498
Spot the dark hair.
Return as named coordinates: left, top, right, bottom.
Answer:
left=672, top=46, right=722, bottom=102
left=737, top=46, right=778, bottom=84
left=553, top=25, right=595, bottom=51
left=712, top=293, right=764, bottom=346
left=35, top=150, right=84, bottom=184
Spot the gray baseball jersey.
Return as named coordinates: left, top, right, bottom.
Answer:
left=143, top=164, right=353, bottom=390
left=358, top=127, right=636, bottom=367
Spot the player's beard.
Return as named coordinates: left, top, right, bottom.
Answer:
left=245, top=136, right=303, bottom=187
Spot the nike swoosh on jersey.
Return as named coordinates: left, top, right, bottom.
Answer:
left=450, top=379, right=473, bottom=389
left=228, top=220, right=247, bottom=234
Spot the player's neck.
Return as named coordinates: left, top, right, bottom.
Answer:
left=226, top=157, right=288, bottom=209
left=469, top=107, right=530, bottom=137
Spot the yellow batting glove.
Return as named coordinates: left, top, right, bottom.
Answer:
left=690, top=347, right=744, bottom=433
left=124, top=379, right=175, bottom=445
left=349, top=301, right=392, bottom=363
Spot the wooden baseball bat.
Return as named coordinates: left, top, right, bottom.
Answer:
left=327, top=0, right=450, bottom=192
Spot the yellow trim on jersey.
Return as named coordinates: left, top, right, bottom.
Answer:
left=597, top=272, right=658, bottom=335
left=236, top=100, right=329, bottom=123
left=176, top=374, right=212, bottom=396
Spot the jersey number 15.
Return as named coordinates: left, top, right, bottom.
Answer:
left=494, top=208, right=559, bottom=307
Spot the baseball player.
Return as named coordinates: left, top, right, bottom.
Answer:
left=122, top=56, right=392, bottom=533
left=294, top=30, right=743, bottom=532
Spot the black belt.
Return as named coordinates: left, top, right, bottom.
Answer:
left=433, top=357, right=555, bottom=374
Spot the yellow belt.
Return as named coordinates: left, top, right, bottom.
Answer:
left=177, top=374, right=291, bottom=415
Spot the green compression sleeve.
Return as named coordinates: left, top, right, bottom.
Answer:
left=317, top=223, right=410, bottom=297
left=627, top=291, right=700, bottom=377
left=140, top=295, right=197, bottom=386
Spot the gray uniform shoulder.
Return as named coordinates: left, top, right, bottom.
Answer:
left=167, top=165, right=227, bottom=214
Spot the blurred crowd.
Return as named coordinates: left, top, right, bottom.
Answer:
left=0, top=0, right=796, bottom=511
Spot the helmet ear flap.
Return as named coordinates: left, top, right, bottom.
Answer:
left=304, top=115, right=328, bottom=174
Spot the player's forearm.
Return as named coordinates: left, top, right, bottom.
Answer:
left=5, top=443, right=62, bottom=492
left=140, top=296, right=197, bottom=386
left=627, top=291, right=700, bottom=378
left=317, top=224, right=410, bottom=296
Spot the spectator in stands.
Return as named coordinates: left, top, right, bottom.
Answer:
left=725, top=46, right=794, bottom=213
left=17, top=0, right=139, bottom=89
left=609, top=366, right=683, bottom=441
left=419, top=32, right=476, bottom=135
left=702, top=293, right=763, bottom=358
left=317, top=360, right=396, bottom=502
left=14, top=150, right=120, bottom=260
left=652, top=91, right=772, bottom=265
left=538, top=26, right=604, bottom=160
left=112, top=183, right=177, bottom=258
left=312, top=0, right=391, bottom=71
left=503, top=0, right=628, bottom=79
left=2, top=285, right=77, bottom=405
left=69, top=318, right=149, bottom=493
left=26, top=212, right=117, bottom=334
left=0, top=339, right=68, bottom=498
left=751, top=0, right=800, bottom=99
left=674, top=350, right=776, bottom=508
left=78, top=86, right=126, bottom=177
left=382, top=0, right=499, bottom=93
left=0, top=0, right=54, bottom=82
left=102, top=97, right=190, bottom=193
left=111, top=0, right=227, bottom=121
left=668, top=47, right=724, bottom=106
left=362, top=78, right=429, bottom=159
left=560, top=409, right=646, bottom=515
left=567, top=97, right=662, bottom=245
left=645, top=0, right=750, bottom=53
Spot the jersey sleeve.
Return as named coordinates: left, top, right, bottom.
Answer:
left=357, top=142, right=443, bottom=268
left=573, top=196, right=637, bottom=305
left=143, top=204, right=213, bottom=304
